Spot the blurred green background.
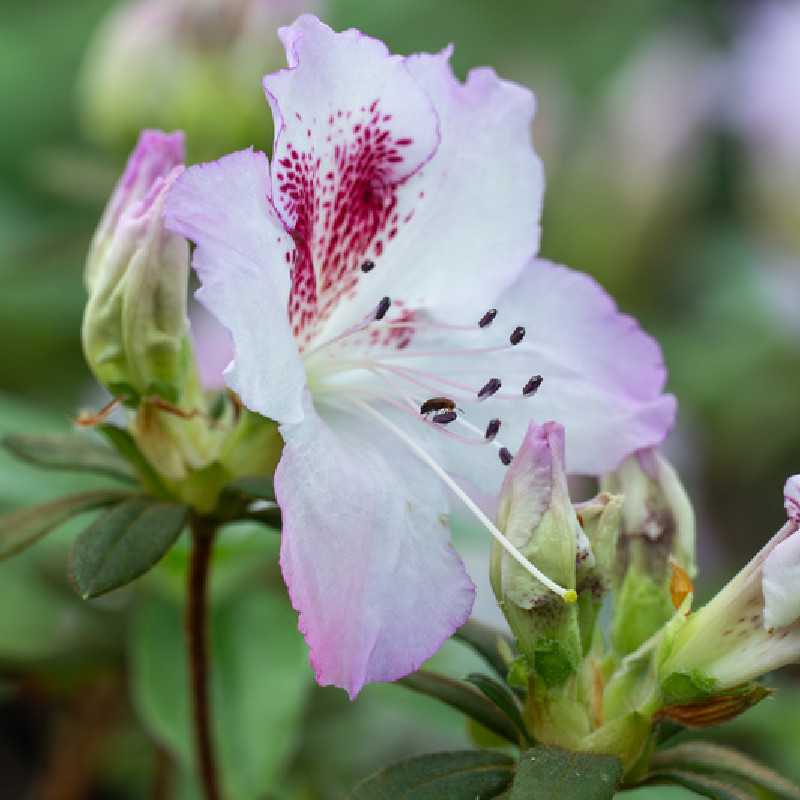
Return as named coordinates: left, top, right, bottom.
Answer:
left=1, top=0, right=799, bottom=797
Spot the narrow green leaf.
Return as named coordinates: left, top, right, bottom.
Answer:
left=351, top=750, right=515, bottom=799
left=510, top=746, right=622, bottom=800
left=645, top=770, right=757, bottom=800
left=651, top=742, right=800, bottom=800
left=399, top=670, right=521, bottom=746
left=454, top=619, right=514, bottom=680
left=465, top=673, right=532, bottom=744
left=2, top=432, right=135, bottom=483
left=0, top=489, right=129, bottom=559
left=97, top=424, right=170, bottom=498
left=70, top=498, right=188, bottom=598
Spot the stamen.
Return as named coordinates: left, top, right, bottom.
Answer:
left=479, top=308, right=497, bottom=328
left=420, top=397, right=456, bottom=415
left=75, top=396, right=124, bottom=427
left=485, top=418, right=501, bottom=440
left=360, top=259, right=375, bottom=273
left=354, top=399, right=575, bottom=602
left=510, top=326, right=526, bottom=345
left=499, top=447, right=513, bottom=466
left=523, top=375, right=543, bottom=397
left=432, top=410, right=457, bottom=425
left=375, top=296, right=391, bottom=320
left=478, top=377, right=502, bottom=400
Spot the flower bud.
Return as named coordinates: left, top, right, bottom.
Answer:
left=601, top=449, right=696, bottom=655
left=79, top=0, right=318, bottom=161
left=574, top=492, right=623, bottom=653
left=655, top=475, right=800, bottom=711
left=491, top=422, right=593, bottom=687
left=82, top=130, right=189, bottom=404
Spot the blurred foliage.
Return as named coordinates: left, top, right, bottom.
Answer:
left=1, top=0, right=798, bottom=797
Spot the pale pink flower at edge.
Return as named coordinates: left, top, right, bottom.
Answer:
left=165, top=15, right=676, bottom=697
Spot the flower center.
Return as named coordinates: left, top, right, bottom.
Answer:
left=302, top=294, right=574, bottom=603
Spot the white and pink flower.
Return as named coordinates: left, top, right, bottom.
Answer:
left=165, top=16, right=675, bottom=697
left=658, top=475, right=800, bottom=692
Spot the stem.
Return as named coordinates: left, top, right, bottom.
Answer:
left=187, top=517, right=221, bottom=800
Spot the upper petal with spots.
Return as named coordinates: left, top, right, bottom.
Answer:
left=264, top=15, right=440, bottom=347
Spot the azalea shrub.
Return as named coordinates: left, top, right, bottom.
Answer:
left=1, top=2, right=800, bottom=800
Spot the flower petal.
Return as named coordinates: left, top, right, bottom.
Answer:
left=763, top=522, right=800, bottom=629
left=428, top=260, right=676, bottom=481
left=374, top=50, right=544, bottom=315
left=264, top=15, right=440, bottom=345
left=165, top=148, right=307, bottom=424
left=189, top=302, right=233, bottom=392
left=785, top=474, right=800, bottom=523
left=275, top=397, right=475, bottom=697
left=263, top=18, right=543, bottom=348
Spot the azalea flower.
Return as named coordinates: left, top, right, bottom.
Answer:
left=658, top=475, right=800, bottom=695
left=165, top=15, right=675, bottom=697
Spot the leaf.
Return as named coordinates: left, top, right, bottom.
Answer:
left=399, top=670, right=523, bottom=746
left=98, top=424, right=170, bottom=498
left=350, top=750, right=515, bottom=799
left=2, top=432, right=135, bottom=483
left=0, top=489, right=129, bottom=559
left=130, top=589, right=312, bottom=798
left=70, top=498, right=188, bottom=598
left=222, top=475, right=275, bottom=501
left=651, top=742, right=800, bottom=800
left=454, top=619, right=514, bottom=680
left=465, top=673, right=532, bottom=744
left=509, top=746, right=622, bottom=800
left=217, top=476, right=281, bottom=527
left=645, top=770, right=757, bottom=800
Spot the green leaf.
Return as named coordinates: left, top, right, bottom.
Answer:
left=70, top=498, right=188, bottom=598
left=399, top=670, right=522, bottom=746
left=465, top=673, right=532, bottom=744
left=130, top=589, right=312, bottom=798
left=645, top=770, right=757, bottom=800
left=350, top=750, right=515, bottom=799
left=216, top=476, right=281, bottom=527
left=2, top=432, right=135, bottom=483
left=222, top=475, right=275, bottom=501
left=510, top=746, right=622, bottom=800
left=454, top=620, right=514, bottom=681
left=651, top=742, right=800, bottom=800
left=98, top=423, right=171, bottom=498
left=0, top=489, right=129, bottom=559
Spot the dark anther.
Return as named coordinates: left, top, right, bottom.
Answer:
left=361, top=259, right=375, bottom=273
left=375, top=296, right=391, bottom=320
left=478, top=308, right=497, bottom=328
left=499, top=447, right=513, bottom=466
left=477, top=377, right=502, bottom=400
left=420, top=397, right=456, bottom=415
left=523, top=375, right=543, bottom=397
left=510, top=326, right=526, bottom=345
left=432, top=410, right=457, bottom=425
left=484, top=418, right=501, bottom=440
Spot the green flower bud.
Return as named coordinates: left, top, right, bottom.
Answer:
left=491, top=422, right=592, bottom=687
left=602, top=449, right=696, bottom=655
left=574, top=492, right=623, bottom=653
left=82, top=130, right=189, bottom=405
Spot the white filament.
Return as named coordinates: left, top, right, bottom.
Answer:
left=354, top=399, right=575, bottom=602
